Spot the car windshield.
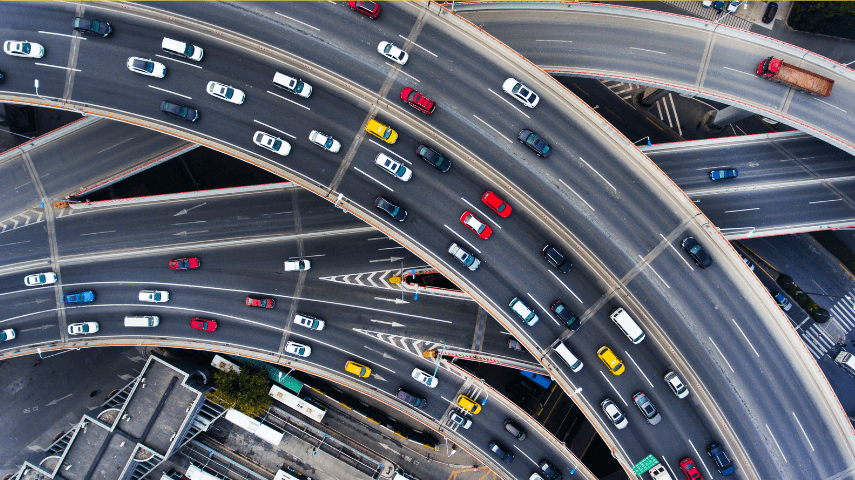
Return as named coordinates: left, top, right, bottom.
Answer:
left=222, top=87, right=234, bottom=98
left=20, top=43, right=31, bottom=54
left=271, top=138, right=282, bottom=151
left=184, top=44, right=196, bottom=57
left=381, top=127, right=391, bottom=139
left=324, top=138, right=334, bottom=148
left=495, top=201, right=506, bottom=212
left=293, top=80, right=305, bottom=93
left=81, top=325, right=90, bottom=332
left=541, top=144, right=551, bottom=154
left=134, top=59, right=153, bottom=73
left=690, top=245, right=701, bottom=254
left=152, top=293, right=161, bottom=301
left=394, top=165, right=407, bottom=177
left=407, top=91, right=418, bottom=102
left=36, top=274, right=45, bottom=283
left=383, top=44, right=393, bottom=54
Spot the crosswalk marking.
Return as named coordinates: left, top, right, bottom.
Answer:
left=796, top=288, right=855, bottom=359
left=661, top=0, right=753, bottom=30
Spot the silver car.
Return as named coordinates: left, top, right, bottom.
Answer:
left=448, top=243, right=480, bottom=271
left=4, top=41, right=44, bottom=58
left=206, top=81, right=245, bottom=104
left=126, top=57, right=165, bottom=78
left=68, top=322, right=99, bottom=335
left=139, top=290, right=169, bottom=303
left=600, top=398, right=628, bottom=429
left=377, top=41, right=408, bottom=65
left=308, top=130, right=341, bottom=153
left=285, top=341, right=311, bottom=357
left=253, top=131, right=291, bottom=156
left=664, top=371, right=690, bottom=399
left=411, top=368, right=438, bottom=388
left=502, top=77, right=539, bottom=108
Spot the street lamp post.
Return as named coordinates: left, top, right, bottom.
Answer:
left=34, top=79, right=87, bottom=116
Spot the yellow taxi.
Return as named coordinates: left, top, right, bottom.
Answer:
left=345, top=360, right=371, bottom=378
left=366, top=119, right=398, bottom=144
left=597, top=346, right=625, bottom=375
left=456, top=394, right=482, bottom=414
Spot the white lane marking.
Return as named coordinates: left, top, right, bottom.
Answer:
left=290, top=254, right=326, bottom=259
left=39, top=31, right=78, bottom=38
left=34, top=63, right=82, bottom=72
left=399, top=35, right=437, bottom=57
left=630, top=46, right=666, bottom=55
left=512, top=446, right=538, bottom=466
left=809, top=199, right=842, bottom=204
left=461, top=197, right=500, bottom=229
left=723, top=66, right=756, bottom=78
left=547, top=270, right=583, bottom=304
left=305, top=335, right=395, bottom=373
left=708, top=337, right=734, bottom=372
left=791, top=411, right=815, bottom=451
left=689, top=440, right=714, bottom=478
left=661, top=233, right=694, bottom=271
left=274, top=12, right=320, bottom=31
left=536, top=39, right=572, bottom=43
left=487, top=88, right=530, bottom=119
left=558, top=179, right=595, bottom=211
left=369, top=139, right=411, bottom=164
left=0, top=240, right=31, bottom=247
left=640, top=255, right=669, bottom=288
left=253, top=119, right=296, bottom=139
left=149, top=85, right=191, bottom=99
left=814, top=97, right=846, bottom=113
left=669, top=93, right=683, bottom=137
left=724, top=207, right=760, bottom=213
left=662, top=456, right=678, bottom=480
left=353, top=167, right=393, bottom=192
left=599, top=371, right=626, bottom=405
left=697, top=165, right=731, bottom=170
left=443, top=225, right=480, bottom=254
left=765, top=424, right=788, bottom=462
left=80, top=230, right=116, bottom=236
left=526, top=292, right=557, bottom=327
left=623, top=351, right=654, bottom=388
left=378, top=246, right=406, bottom=251
left=578, top=157, right=616, bottom=191
left=729, top=318, right=760, bottom=357
left=395, top=68, right=420, bottom=83
left=260, top=211, right=293, bottom=216
left=172, top=221, right=207, bottom=226
left=155, top=54, right=203, bottom=69
left=473, top=115, right=512, bottom=143
left=266, top=90, right=310, bottom=110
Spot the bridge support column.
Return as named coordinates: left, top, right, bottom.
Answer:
left=638, top=88, right=668, bottom=109
left=705, top=106, right=754, bottom=130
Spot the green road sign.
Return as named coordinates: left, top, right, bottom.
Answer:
left=632, top=454, right=660, bottom=474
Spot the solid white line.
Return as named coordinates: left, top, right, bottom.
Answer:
left=266, top=90, right=310, bottom=110
left=697, top=165, right=730, bottom=170
left=369, top=139, right=411, bottom=164
left=558, top=179, right=595, bottom=211
left=487, top=89, right=530, bottom=119
left=512, top=446, right=538, bottom=467
left=729, top=318, right=760, bottom=357
left=80, top=230, right=116, bottom=236
left=662, top=456, right=679, bottom=480
left=809, top=199, right=842, bottom=204
left=624, top=351, right=654, bottom=388
left=669, top=93, right=683, bottom=137
left=660, top=233, right=694, bottom=270
left=34, top=63, right=81, bottom=72
left=473, top=115, right=512, bottom=143
left=0, top=240, right=31, bottom=247
left=548, top=270, right=583, bottom=304
left=155, top=54, right=203, bottom=69
left=724, top=207, right=760, bottom=213
left=148, top=85, right=192, bottom=99
left=172, top=221, right=207, bottom=226
left=443, top=225, right=480, bottom=254
left=578, top=157, right=616, bottom=191
left=291, top=254, right=326, bottom=258
left=689, top=440, right=715, bottom=479
left=723, top=66, right=756, bottom=78
left=39, top=31, right=78, bottom=38
left=460, top=197, right=500, bottom=229
left=792, top=412, right=815, bottom=451
left=663, top=96, right=673, bottom=127
left=708, top=337, right=734, bottom=372
left=253, top=119, right=296, bottom=139
left=378, top=246, right=406, bottom=251
left=814, top=97, right=846, bottom=113
left=527, top=292, right=557, bottom=327
left=599, top=371, right=626, bottom=405
left=630, top=47, right=667, bottom=55
left=274, top=12, right=321, bottom=31
left=656, top=101, right=664, bottom=121
left=353, top=167, right=393, bottom=192
left=535, top=39, right=572, bottom=43
left=640, top=255, right=670, bottom=288
left=260, top=211, right=293, bottom=216
left=399, top=36, right=437, bottom=57
left=765, top=424, right=788, bottom=462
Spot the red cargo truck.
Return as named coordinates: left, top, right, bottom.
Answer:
left=756, top=56, right=834, bottom=97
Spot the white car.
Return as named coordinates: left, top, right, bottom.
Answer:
left=126, top=57, right=166, bottom=78
left=4, top=41, right=44, bottom=58
left=294, top=313, right=325, bottom=331
left=68, top=322, right=99, bottom=335
left=206, top=81, right=245, bottom=104
left=374, top=153, right=412, bottom=182
left=253, top=131, right=291, bottom=156
left=377, top=41, right=408, bottom=65
left=139, top=290, right=169, bottom=303
left=502, top=77, right=539, bottom=108
left=702, top=0, right=713, bottom=6
left=664, top=371, right=690, bottom=399
left=449, top=411, right=472, bottom=429
left=308, top=130, right=341, bottom=153
left=600, top=398, right=629, bottom=429
left=24, top=272, right=57, bottom=286
left=411, top=368, right=438, bottom=388
left=285, top=341, right=311, bottom=357
left=0, top=328, right=15, bottom=342
left=284, top=259, right=311, bottom=271
left=727, top=0, right=742, bottom=12
left=273, top=72, right=312, bottom=98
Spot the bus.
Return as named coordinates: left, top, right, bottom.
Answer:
left=274, top=465, right=313, bottom=480
left=269, top=384, right=327, bottom=423
left=520, top=370, right=553, bottom=390
left=184, top=464, right=226, bottom=480
left=392, top=468, right=420, bottom=480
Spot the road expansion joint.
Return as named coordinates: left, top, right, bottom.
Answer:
left=277, top=190, right=308, bottom=356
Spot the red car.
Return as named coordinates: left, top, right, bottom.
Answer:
left=190, top=318, right=217, bottom=331
left=170, top=257, right=200, bottom=270
left=348, top=0, right=380, bottom=18
left=246, top=296, right=275, bottom=308
left=460, top=211, right=492, bottom=239
left=400, top=87, right=436, bottom=114
left=481, top=191, right=512, bottom=218
left=680, top=458, right=704, bottom=480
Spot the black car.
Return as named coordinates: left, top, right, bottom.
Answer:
left=0, top=70, right=4, bottom=84
left=160, top=101, right=199, bottom=122
left=681, top=237, right=712, bottom=268
left=550, top=301, right=580, bottom=331
left=507, top=338, right=523, bottom=351
left=73, top=17, right=112, bottom=36
left=762, top=1, right=778, bottom=23
left=503, top=419, right=527, bottom=441
left=374, top=196, right=407, bottom=221
left=518, top=129, right=552, bottom=157
left=542, top=244, right=572, bottom=273
left=415, top=143, right=451, bottom=172
left=396, top=388, right=426, bottom=409
left=539, top=460, right=563, bottom=480
left=488, top=441, right=514, bottom=463
left=707, top=443, right=735, bottom=475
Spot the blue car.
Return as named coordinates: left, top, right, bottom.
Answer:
left=713, top=0, right=726, bottom=10
left=709, top=168, right=737, bottom=180
left=63, top=291, right=95, bottom=304
left=708, top=443, right=735, bottom=475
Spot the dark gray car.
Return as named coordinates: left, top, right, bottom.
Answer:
left=374, top=196, right=407, bottom=222
left=160, top=101, right=198, bottom=122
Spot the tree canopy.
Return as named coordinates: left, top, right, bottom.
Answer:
left=206, top=366, right=270, bottom=417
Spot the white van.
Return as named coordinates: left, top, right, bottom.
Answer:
left=161, top=37, right=203, bottom=61
left=124, top=315, right=159, bottom=327
left=272, top=72, right=312, bottom=98
left=610, top=307, right=645, bottom=344
left=551, top=340, right=583, bottom=372
left=835, top=351, right=855, bottom=376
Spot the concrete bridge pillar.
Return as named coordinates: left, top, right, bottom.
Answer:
left=638, top=88, right=668, bottom=109
left=707, top=106, right=755, bottom=129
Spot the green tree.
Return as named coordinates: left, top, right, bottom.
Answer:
left=206, top=366, right=270, bottom=417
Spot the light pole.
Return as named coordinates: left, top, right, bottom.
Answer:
left=633, top=136, right=652, bottom=146
left=38, top=347, right=80, bottom=359
left=35, top=79, right=87, bottom=116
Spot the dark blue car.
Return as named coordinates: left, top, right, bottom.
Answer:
left=709, top=168, right=738, bottom=180
left=63, top=291, right=95, bottom=304
left=708, top=443, right=735, bottom=475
